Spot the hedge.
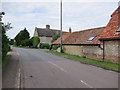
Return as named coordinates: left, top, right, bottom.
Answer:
left=40, top=43, right=50, bottom=49
left=52, top=45, right=60, bottom=50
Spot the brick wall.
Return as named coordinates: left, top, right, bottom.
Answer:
left=82, top=46, right=103, bottom=61
left=63, top=40, right=119, bottom=63
left=103, top=40, right=120, bottom=63
left=63, top=45, right=83, bottom=56
left=63, top=45, right=103, bottom=61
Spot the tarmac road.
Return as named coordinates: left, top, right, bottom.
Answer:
left=13, top=47, right=118, bottom=88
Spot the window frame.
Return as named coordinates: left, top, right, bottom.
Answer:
left=116, top=27, right=120, bottom=34
left=87, top=35, right=97, bottom=41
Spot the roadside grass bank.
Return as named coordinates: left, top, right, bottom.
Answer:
left=13, top=45, right=37, bottom=49
left=45, top=50, right=119, bottom=72
left=0, top=55, right=11, bottom=69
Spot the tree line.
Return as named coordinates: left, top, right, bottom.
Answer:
left=13, top=28, right=40, bottom=48
left=0, top=12, right=12, bottom=61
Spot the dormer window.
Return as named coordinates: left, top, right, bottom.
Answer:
left=116, top=27, right=120, bottom=34
left=87, top=35, right=97, bottom=41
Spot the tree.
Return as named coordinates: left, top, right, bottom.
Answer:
left=2, top=26, right=9, bottom=60
left=3, top=23, right=13, bottom=31
left=51, top=33, right=60, bottom=43
left=0, top=12, right=12, bottom=60
left=2, top=22, right=12, bottom=60
left=14, top=28, right=30, bottom=46
left=21, top=39, right=30, bottom=46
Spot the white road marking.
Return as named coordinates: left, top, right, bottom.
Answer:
left=80, top=80, right=93, bottom=88
left=48, top=61, right=67, bottom=72
left=17, top=68, right=21, bottom=88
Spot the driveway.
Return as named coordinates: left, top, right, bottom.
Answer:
left=12, top=47, right=118, bottom=88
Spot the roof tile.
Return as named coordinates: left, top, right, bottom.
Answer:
left=99, top=6, right=120, bottom=39
left=52, top=27, right=105, bottom=45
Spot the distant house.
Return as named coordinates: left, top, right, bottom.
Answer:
left=33, top=25, right=60, bottom=44
left=52, top=6, right=120, bottom=63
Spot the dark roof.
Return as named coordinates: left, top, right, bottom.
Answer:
left=36, top=28, right=60, bottom=37
left=99, top=6, right=120, bottom=40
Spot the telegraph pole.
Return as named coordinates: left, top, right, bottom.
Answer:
left=60, top=0, right=63, bottom=53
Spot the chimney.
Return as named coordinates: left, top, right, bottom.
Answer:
left=69, top=27, right=72, bottom=33
left=46, top=24, right=50, bottom=30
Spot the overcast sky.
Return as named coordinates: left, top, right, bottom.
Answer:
left=1, top=0, right=119, bottom=39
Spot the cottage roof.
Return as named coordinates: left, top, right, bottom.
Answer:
left=99, top=6, right=120, bottom=40
left=63, top=27, right=105, bottom=45
left=36, top=27, right=60, bottom=37
left=52, top=27, right=105, bottom=45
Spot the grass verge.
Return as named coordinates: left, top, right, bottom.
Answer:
left=45, top=50, right=119, bottom=72
left=0, top=55, right=11, bottom=69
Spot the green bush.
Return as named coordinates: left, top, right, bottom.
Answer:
left=9, top=39, right=14, bottom=45
left=81, top=56, right=86, bottom=58
left=52, top=45, right=60, bottom=50
left=14, top=42, right=18, bottom=46
left=21, top=39, right=30, bottom=46
left=62, top=46, right=66, bottom=53
left=31, top=37, right=40, bottom=48
left=8, top=44, right=11, bottom=51
left=40, top=43, right=50, bottom=49
left=51, top=33, right=60, bottom=43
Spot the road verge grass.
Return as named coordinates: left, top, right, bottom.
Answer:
left=45, top=50, right=119, bottom=72
left=0, top=55, right=11, bottom=69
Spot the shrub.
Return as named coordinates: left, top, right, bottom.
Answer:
left=51, top=33, right=60, bottom=43
left=62, top=46, right=66, bottom=53
left=40, top=43, right=50, bottom=49
left=21, top=39, right=30, bottom=46
left=14, top=42, right=18, bottom=46
left=32, top=37, right=40, bottom=48
left=9, top=39, right=14, bottom=45
left=8, top=44, right=11, bottom=51
left=81, top=56, right=86, bottom=58
left=52, top=45, right=60, bottom=50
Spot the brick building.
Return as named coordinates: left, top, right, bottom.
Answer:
left=52, top=27, right=105, bottom=61
left=52, top=6, right=120, bottom=63
left=99, top=6, right=120, bottom=63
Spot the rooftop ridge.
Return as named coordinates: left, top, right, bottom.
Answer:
left=111, top=6, right=120, bottom=17
left=36, top=27, right=68, bottom=32
left=73, top=26, right=106, bottom=33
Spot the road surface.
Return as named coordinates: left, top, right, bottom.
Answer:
left=13, top=47, right=118, bottom=88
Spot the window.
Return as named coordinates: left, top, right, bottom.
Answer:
left=87, top=35, right=97, bottom=41
left=42, top=37, right=46, bottom=41
left=116, top=27, right=120, bottom=34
